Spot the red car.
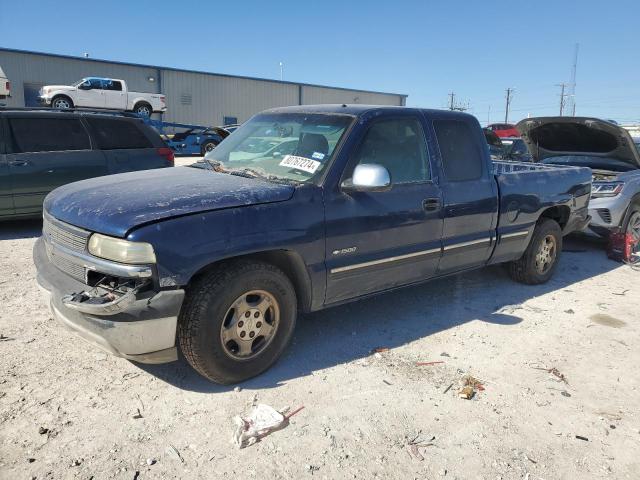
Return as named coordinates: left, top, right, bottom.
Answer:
left=487, top=123, right=520, bottom=138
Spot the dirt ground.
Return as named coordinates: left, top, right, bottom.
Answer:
left=1, top=219, right=639, bottom=480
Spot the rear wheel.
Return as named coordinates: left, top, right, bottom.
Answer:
left=508, top=218, right=562, bottom=284
left=133, top=102, right=152, bottom=117
left=51, top=96, right=73, bottom=109
left=178, top=260, right=297, bottom=384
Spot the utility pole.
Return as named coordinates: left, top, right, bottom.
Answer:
left=487, top=105, right=491, bottom=126
left=557, top=83, right=569, bottom=116
left=568, top=43, right=579, bottom=116
left=504, top=88, right=514, bottom=123
left=279, top=62, right=284, bottom=81
left=448, top=92, right=456, bottom=110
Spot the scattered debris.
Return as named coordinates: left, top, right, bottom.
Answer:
left=405, top=432, right=435, bottom=461
left=443, top=383, right=453, bottom=394
left=165, top=444, right=184, bottom=463
left=233, top=386, right=242, bottom=393
left=132, top=408, right=143, bottom=419
left=0, top=334, right=14, bottom=342
left=611, top=289, right=629, bottom=296
left=232, top=404, right=304, bottom=449
left=71, top=459, right=82, bottom=467
left=561, top=391, right=571, bottom=398
left=564, top=309, right=575, bottom=314
left=575, top=435, right=589, bottom=441
left=458, top=386, right=475, bottom=400
left=382, top=380, right=392, bottom=386
left=462, top=375, right=485, bottom=391
left=38, top=427, right=48, bottom=435
left=146, top=458, right=156, bottom=466
left=416, top=361, right=445, bottom=366
left=372, top=347, right=389, bottom=353
left=440, top=352, right=450, bottom=357
left=27, top=458, right=36, bottom=463
left=532, top=366, right=568, bottom=384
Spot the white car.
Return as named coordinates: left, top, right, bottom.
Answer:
left=38, top=77, right=166, bottom=116
left=0, top=65, right=10, bottom=99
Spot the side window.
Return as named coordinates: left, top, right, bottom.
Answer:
left=105, top=80, right=122, bottom=91
left=433, top=119, right=483, bottom=182
left=85, top=118, right=153, bottom=150
left=352, top=117, right=430, bottom=184
left=87, top=78, right=104, bottom=90
left=8, top=118, right=91, bottom=153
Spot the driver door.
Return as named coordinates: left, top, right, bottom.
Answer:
left=324, top=116, right=443, bottom=304
left=76, top=78, right=105, bottom=108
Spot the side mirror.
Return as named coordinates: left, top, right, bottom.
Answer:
left=342, top=164, right=391, bottom=193
left=78, top=82, right=91, bottom=90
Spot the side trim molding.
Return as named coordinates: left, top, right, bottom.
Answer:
left=330, top=247, right=441, bottom=274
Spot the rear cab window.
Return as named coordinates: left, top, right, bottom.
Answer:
left=8, top=117, right=91, bottom=153
left=85, top=117, right=153, bottom=150
left=433, top=119, right=484, bottom=182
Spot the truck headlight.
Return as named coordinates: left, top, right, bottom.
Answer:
left=591, top=182, right=624, bottom=198
left=88, top=233, right=156, bottom=264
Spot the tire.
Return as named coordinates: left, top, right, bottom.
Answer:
left=133, top=102, right=152, bottom=117
left=178, top=260, right=297, bottom=384
left=622, top=201, right=640, bottom=248
left=508, top=218, right=562, bottom=285
left=201, top=140, right=217, bottom=156
left=51, top=96, right=73, bottom=109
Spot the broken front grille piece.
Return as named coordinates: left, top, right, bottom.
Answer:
left=62, top=277, right=150, bottom=316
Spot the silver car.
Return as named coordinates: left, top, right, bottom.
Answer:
left=517, top=117, right=640, bottom=243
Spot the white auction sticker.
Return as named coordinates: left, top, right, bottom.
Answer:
left=279, top=155, right=321, bottom=174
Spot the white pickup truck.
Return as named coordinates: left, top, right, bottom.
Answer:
left=0, top=65, right=10, bottom=99
left=38, top=77, right=166, bottom=116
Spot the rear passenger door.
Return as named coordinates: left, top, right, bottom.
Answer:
left=6, top=115, right=107, bottom=215
left=431, top=117, right=498, bottom=273
left=84, top=117, right=162, bottom=173
left=102, top=80, right=127, bottom=110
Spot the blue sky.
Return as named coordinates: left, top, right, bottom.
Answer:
left=1, top=0, right=639, bottom=124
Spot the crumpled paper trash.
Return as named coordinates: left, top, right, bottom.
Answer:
left=232, top=404, right=289, bottom=449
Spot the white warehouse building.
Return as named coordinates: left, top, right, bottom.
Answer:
left=0, top=48, right=407, bottom=126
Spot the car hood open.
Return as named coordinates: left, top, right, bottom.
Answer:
left=44, top=167, right=295, bottom=238
left=516, top=117, right=640, bottom=168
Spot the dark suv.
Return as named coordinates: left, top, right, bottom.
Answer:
left=0, top=109, right=174, bottom=219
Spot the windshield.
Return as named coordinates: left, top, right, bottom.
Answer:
left=542, top=155, right=635, bottom=172
left=204, top=112, right=353, bottom=183
left=71, top=79, right=87, bottom=87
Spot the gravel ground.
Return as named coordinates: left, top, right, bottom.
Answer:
left=0, top=219, right=639, bottom=480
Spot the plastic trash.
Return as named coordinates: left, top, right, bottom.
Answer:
left=232, top=404, right=304, bottom=449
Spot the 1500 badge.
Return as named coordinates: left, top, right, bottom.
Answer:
left=332, top=247, right=357, bottom=255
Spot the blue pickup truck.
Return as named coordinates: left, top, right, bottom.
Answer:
left=34, top=105, right=592, bottom=384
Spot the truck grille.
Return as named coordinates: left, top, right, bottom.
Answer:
left=43, top=213, right=89, bottom=253
left=597, top=209, right=612, bottom=224
left=46, top=242, right=86, bottom=281
left=42, top=213, right=91, bottom=282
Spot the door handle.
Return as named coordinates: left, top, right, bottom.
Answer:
left=422, top=198, right=440, bottom=211
left=9, top=159, right=30, bottom=167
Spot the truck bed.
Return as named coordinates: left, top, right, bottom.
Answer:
left=489, top=161, right=592, bottom=264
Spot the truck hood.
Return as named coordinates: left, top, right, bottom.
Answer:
left=516, top=117, right=640, bottom=168
left=44, top=167, right=295, bottom=237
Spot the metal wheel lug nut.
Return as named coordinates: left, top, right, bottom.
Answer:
left=238, top=321, right=244, bottom=328
left=240, top=331, right=246, bottom=338
left=249, top=331, right=255, bottom=338
left=245, top=311, right=251, bottom=318
left=254, top=311, right=260, bottom=318
left=256, top=321, right=262, bottom=328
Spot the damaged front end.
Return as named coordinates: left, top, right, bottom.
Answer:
left=34, top=212, right=184, bottom=364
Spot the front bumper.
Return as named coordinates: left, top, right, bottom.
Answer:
left=37, top=95, right=52, bottom=105
left=34, top=237, right=184, bottom=364
left=585, top=194, right=630, bottom=236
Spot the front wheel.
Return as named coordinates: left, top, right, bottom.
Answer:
left=622, top=202, right=640, bottom=248
left=508, top=218, right=562, bottom=284
left=178, top=260, right=297, bottom=384
left=201, top=140, right=217, bottom=156
left=51, top=96, right=73, bottom=109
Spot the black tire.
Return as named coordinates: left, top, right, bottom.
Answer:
left=133, top=102, right=152, bottom=117
left=622, top=201, right=640, bottom=246
left=508, top=218, right=562, bottom=285
left=201, top=140, right=217, bottom=156
left=51, top=95, right=73, bottom=109
left=178, top=260, right=297, bottom=384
